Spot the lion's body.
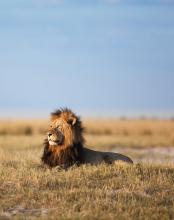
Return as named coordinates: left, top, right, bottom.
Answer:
left=41, top=108, right=133, bottom=169
left=81, top=148, right=133, bottom=165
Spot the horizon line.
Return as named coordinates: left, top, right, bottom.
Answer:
left=0, top=108, right=174, bottom=119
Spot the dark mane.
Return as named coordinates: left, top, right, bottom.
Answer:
left=51, top=107, right=68, bottom=118
left=41, top=139, right=84, bottom=169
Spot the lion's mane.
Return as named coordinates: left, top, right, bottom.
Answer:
left=41, top=108, right=84, bottom=169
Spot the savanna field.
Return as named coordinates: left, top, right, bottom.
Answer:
left=0, top=118, right=174, bottom=219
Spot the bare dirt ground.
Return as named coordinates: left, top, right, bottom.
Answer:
left=113, top=146, right=174, bottom=164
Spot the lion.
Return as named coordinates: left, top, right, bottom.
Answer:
left=41, top=108, right=133, bottom=169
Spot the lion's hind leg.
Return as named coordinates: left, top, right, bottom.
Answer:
left=103, top=153, right=133, bottom=165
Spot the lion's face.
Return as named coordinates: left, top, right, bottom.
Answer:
left=47, top=127, right=64, bottom=146
left=47, top=109, right=81, bottom=147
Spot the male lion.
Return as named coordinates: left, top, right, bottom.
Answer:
left=41, top=108, right=133, bottom=169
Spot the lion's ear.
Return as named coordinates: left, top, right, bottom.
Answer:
left=67, top=116, right=77, bottom=126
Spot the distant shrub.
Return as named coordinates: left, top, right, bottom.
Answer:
left=120, top=116, right=127, bottom=120
left=0, top=130, right=7, bottom=135
left=142, top=129, right=153, bottom=136
left=103, top=129, right=112, bottom=135
left=23, top=126, right=33, bottom=135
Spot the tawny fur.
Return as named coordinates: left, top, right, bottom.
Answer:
left=41, top=108, right=133, bottom=169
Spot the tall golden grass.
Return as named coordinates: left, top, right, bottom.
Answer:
left=0, top=118, right=174, bottom=136
left=0, top=119, right=174, bottom=148
left=0, top=119, right=48, bottom=135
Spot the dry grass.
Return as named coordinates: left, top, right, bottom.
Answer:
left=84, top=119, right=174, bottom=148
left=0, top=119, right=174, bottom=219
left=0, top=120, right=48, bottom=135
left=0, top=147, right=174, bottom=220
left=0, top=118, right=174, bottom=148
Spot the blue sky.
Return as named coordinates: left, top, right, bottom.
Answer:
left=0, top=1, right=174, bottom=117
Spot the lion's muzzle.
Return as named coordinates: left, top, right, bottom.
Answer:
left=47, top=128, right=64, bottom=145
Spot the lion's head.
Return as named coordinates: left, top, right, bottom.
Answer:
left=42, top=108, right=84, bottom=168
left=47, top=108, right=84, bottom=148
